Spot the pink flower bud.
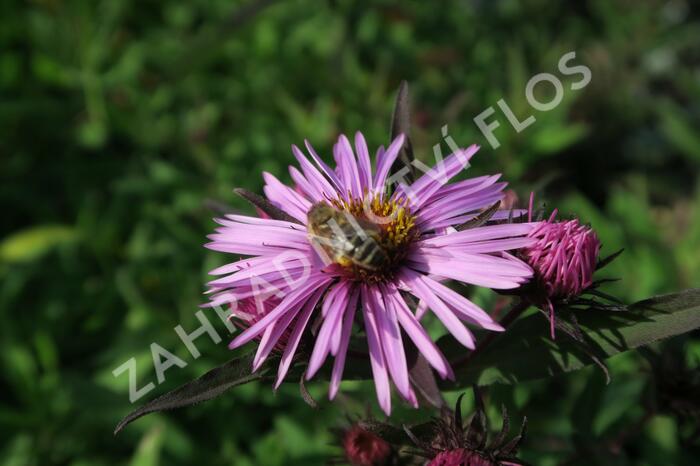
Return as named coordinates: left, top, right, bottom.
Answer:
left=523, top=216, right=600, bottom=300
left=342, top=425, right=392, bottom=466
left=428, top=448, right=498, bottom=466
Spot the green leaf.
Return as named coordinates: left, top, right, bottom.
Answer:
left=129, top=425, right=165, bottom=466
left=114, top=352, right=268, bottom=434
left=531, top=122, right=588, bottom=155
left=0, top=225, right=77, bottom=263
left=659, top=101, right=700, bottom=164
left=439, top=289, right=700, bottom=388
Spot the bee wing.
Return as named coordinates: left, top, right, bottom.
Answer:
left=308, top=231, right=347, bottom=250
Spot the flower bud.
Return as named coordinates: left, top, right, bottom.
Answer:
left=523, top=215, right=600, bottom=300
left=428, top=448, right=498, bottom=466
left=408, top=391, right=527, bottom=466
left=342, top=425, right=392, bottom=466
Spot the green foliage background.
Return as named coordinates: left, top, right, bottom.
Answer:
left=1, top=0, right=699, bottom=464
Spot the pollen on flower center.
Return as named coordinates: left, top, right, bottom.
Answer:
left=321, top=194, right=418, bottom=283
left=332, top=195, right=417, bottom=248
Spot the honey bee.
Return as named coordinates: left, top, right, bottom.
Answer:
left=307, top=202, right=389, bottom=271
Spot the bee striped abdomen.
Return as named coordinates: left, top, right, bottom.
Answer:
left=352, top=236, right=389, bottom=270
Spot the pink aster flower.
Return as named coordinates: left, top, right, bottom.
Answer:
left=205, top=132, right=538, bottom=414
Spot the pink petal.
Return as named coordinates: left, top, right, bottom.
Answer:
left=407, top=256, right=528, bottom=289
left=229, top=274, right=332, bottom=349
left=354, top=132, right=373, bottom=191
left=444, top=237, right=536, bottom=254
left=253, top=305, right=300, bottom=371
left=329, top=286, right=359, bottom=399
left=417, top=185, right=506, bottom=228
left=208, top=255, right=273, bottom=276
left=373, top=134, right=406, bottom=193
left=335, top=134, right=362, bottom=198
left=207, top=251, right=311, bottom=288
left=306, top=282, right=351, bottom=379
left=372, top=285, right=410, bottom=400
left=398, top=145, right=479, bottom=208
left=420, top=223, right=537, bottom=247
left=399, top=269, right=476, bottom=349
left=416, top=274, right=503, bottom=331
left=222, top=214, right=306, bottom=230
left=274, top=287, right=326, bottom=388
left=361, top=284, right=392, bottom=415
left=289, top=166, right=323, bottom=201
left=388, top=287, right=454, bottom=380
left=422, top=174, right=501, bottom=202
left=304, top=139, right=345, bottom=194
left=291, top=144, right=338, bottom=199
left=262, top=172, right=311, bottom=222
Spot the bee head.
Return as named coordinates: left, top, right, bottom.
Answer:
left=307, top=202, right=336, bottom=225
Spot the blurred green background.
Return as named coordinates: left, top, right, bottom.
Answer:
left=2, top=0, right=699, bottom=465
